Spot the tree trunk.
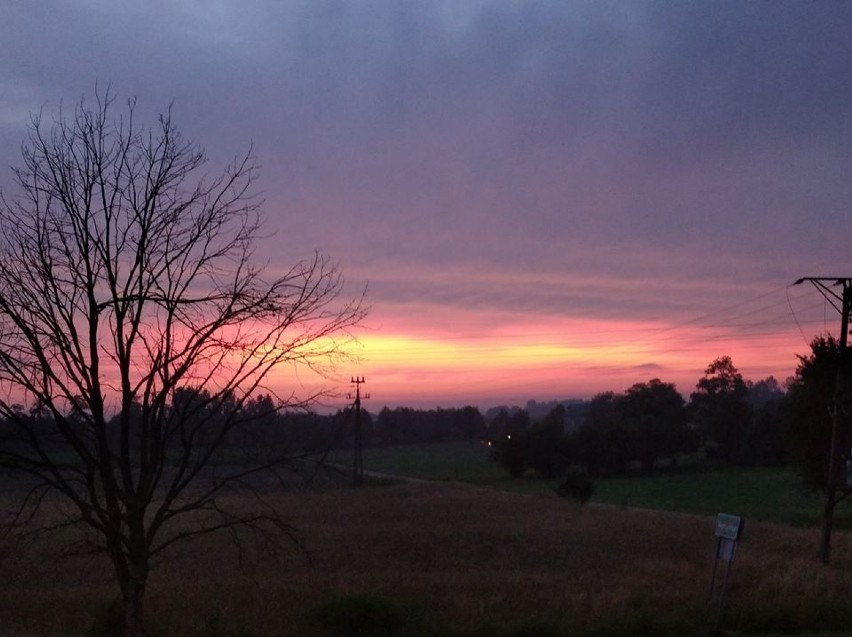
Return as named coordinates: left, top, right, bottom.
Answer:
left=117, top=534, right=149, bottom=637
left=820, top=490, right=836, bottom=564
left=123, top=573, right=147, bottom=637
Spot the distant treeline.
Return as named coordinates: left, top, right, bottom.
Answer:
left=1, top=346, right=841, bottom=491
left=0, top=393, right=490, bottom=459
left=0, top=372, right=780, bottom=467
left=249, top=405, right=489, bottom=451
left=486, top=355, right=818, bottom=481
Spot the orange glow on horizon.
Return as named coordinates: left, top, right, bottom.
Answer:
left=296, top=313, right=806, bottom=409
left=262, top=276, right=838, bottom=410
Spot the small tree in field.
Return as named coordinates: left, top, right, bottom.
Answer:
left=0, top=90, right=365, bottom=636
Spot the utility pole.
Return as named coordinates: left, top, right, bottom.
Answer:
left=794, top=277, right=852, bottom=564
left=347, top=377, right=369, bottom=487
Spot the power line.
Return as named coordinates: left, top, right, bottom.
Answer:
left=369, top=285, right=827, bottom=349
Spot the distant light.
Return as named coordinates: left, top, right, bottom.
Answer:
left=507, top=434, right=511, bottom=440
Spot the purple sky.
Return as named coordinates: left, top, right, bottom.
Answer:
left=1, top=2, right=851, bottom=408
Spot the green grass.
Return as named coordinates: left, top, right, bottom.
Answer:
left=332, top=440, right=557, bottom=493
left=334, top=441, right=837, bottom=526
left=364, top=440, right=499, bottom=482
left=330, top=441, right=504, bottom=483
left=592, top=466, right=829, bottom=526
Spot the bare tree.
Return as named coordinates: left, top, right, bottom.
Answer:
left=0, top=90, right=365, bottom=636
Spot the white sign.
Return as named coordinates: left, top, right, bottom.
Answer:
left=715, top=514, right=744, bottom=541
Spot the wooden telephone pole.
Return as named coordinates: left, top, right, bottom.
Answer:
left=794, top=277, right=852, bottom=564
left=348, top=377, right=369, bottom=486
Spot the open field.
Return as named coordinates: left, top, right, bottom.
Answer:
left=593, top=466, right=829, bottom=527
left=332, top=441, right=514, bottom=486
left=335, top=442, right=835, bottom=527
left=3, top=479, right=852, bottom=636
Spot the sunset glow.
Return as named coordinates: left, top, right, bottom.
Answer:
left=2, top=2, right=850, bottom=411
left=316, top=291, right=824, bottom=409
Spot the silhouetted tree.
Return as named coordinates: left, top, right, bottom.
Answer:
left=786, top=336, right=852, bottom=492
left=747, top=376, right=785, bottom=409
left=690, top=356, right=750, bottom=461
left=526, top=405, right=569, bottom=479
left=487, top=408, right=530, bottom=477
left=0, top=90, right=364, bottom=636
left=374, top=406, right=483, bottom=445
left=451, top=406, right=488, bottom=442
left=578, top=382, right=693, bottom=475
left=741, top=377, right=786, bottom=465
left=621, top=379, right=692, bottom=471
left=579, top=392, right=631, bottom=475
left=487, top=408, right=530, bottom=440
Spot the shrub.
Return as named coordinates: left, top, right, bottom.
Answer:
left=87, top=599, right=124, bottom=637
left=308, top=594, right=446, bottom=637
left=554, top=467, right=594, bottom=503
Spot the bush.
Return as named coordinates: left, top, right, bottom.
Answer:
left=554, top=467, right=594, bottom=503
left=87, top=599, right=124, bottom=637
left=307, top=594, right=447, bottom=637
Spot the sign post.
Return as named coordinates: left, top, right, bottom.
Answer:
left=708, top=513, right=744, bottom=630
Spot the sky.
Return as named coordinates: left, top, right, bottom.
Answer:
left=1, top=1, right=851, bottom=410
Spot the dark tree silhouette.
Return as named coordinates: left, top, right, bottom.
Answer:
left=526, top=405, right=569, bottom=479
left=786, top=336, right=852, bottom=563
left=487, top=408, right=530, bottom=477
left=579, top=381, right=692, bottom=475
left=786, top=338, right=852, bottom=486
left=741, top=376, right=786, bottom=466
left=374, top=406, right=485, bottom=445
left=690, top=356, right=750, bottom=461
left=620, top=379, right=692, bottom=471
left=580, top=392, right=630, bottom=475
left=0, top=90, right=365, bottom=636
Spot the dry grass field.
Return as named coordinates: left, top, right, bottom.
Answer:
left=2, top=480, right=852, bottom=636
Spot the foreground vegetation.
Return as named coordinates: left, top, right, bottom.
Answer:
left=3, top=479, right=852, bottom=637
